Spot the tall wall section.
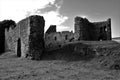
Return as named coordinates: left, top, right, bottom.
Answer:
left=74, top=17, right=84, bottom=40
left=15, top=15, right=45, bottom=60
left=0, top=20, right=16, bottom=54
left=5, top=15, right=45, bottom=60
left=74, top=16, right=112, bottom=41
left=93, top=18, right=112, bottom=40
left=28, top=15, right=45, bottom=60
left=74, top=17, right=96, bottom=40
left=17, top=18, right=30, bottom=57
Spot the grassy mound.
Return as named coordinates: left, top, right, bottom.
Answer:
left=43, top=41, right=120, bottom=70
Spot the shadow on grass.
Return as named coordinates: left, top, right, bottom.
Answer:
left=41, top=41, right=120, bottom=62
left=41, top=42, right=96, bottom=62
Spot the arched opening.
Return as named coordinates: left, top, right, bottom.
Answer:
left=17, top=38, right=21, bottom=57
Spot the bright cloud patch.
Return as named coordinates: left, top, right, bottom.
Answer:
left=0, top=0, right=69, bottom=31
left=57, top=25, right=71, bottom=32
left=0, top=0, right=56, bottom=21
left=42, top=11, right=68, bottom=31
left=27, top=0, right=68, bottom=31
left=29, top=10, right=68, bottom=31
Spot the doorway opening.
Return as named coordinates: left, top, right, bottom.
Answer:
left=17, top=38, right=21, bottom=57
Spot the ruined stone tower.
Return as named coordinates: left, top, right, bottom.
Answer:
left=28, top=15, right=45, bottom=60
left=74, top=17, right=89, bottom=40
left=74, top=16, right=112, bottom=41
left=5, top=15, right=45, bottom=60
left=17, top=15, right=45, bottom=60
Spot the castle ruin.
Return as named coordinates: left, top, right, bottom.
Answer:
left=74, top=16, right=111, bottom=41
left=0, top=15, right=112, bottom=60
left=1, top=15, right=45, bottom=60
left=45, top=16, right=112, bottom=50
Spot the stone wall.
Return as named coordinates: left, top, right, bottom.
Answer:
left=45, top=31, right=74, bottom=50
left=93, top=18, right=111, bottom=40
left=28, top=15, right=45, bottom=60
left=74, top=16, right=112, bottom=41
left=74, top=17, right=99, bottom=40
left=17, top=18, right=29, bottom=57
left=0, top=20, right=16, bottom=54
left=5, top=15, right=45, bottom=60
left=46, top=25, right=56, bottom=34
left=15, top=15, right=45, bottom=60
left=42, top=42, right=96, bottom=61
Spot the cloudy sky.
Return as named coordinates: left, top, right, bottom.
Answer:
left=0, top=0, right=120, bottom=37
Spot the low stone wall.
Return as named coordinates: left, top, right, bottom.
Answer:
left=42, top=42, right=96, bottom=61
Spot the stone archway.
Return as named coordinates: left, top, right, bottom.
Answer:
left=17, top=38, right=21, bottom=57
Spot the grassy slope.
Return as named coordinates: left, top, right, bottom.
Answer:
left=0, top=41, right=120, bottom=80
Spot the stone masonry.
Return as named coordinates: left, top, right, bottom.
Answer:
left=74, top=16, right=112, bottom=41
left=0, top=20, right=16, bottom=54
left=5, top=15, right=45, bottom=60
left=46, top=25, right=56, bottom=34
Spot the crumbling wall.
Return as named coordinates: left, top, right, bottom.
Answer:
left=42, top=42, right=95, bottom=61
left=5, top=15, right=45, bottom=60
left=14, top=15, right=45, bottom=60
left=93, top=18, right=112, bottom=40
left=74, top=17, right=83, bottom=40
left=5, top=26, right=18, bottom=52
left=46, top=25, right=56, bottom=34
left=74, top=17, right=96, bottom=40
left=61, top=31, right=74, bottom=42
left=45, top=31, right=74, bottom=50
left=45, top=32, right=63, bottom=50
left=0, top=20, right=16, bottom=54
left=16, top=18, right=29, bottom=57
left=28, top=15, right=45, bottom=60
left=74, top=16, right=112, bottom=41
